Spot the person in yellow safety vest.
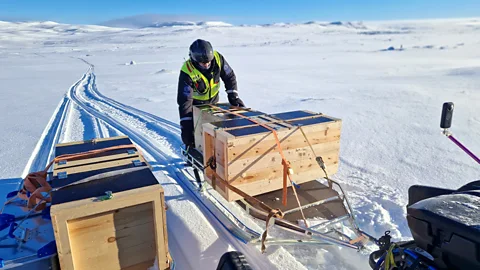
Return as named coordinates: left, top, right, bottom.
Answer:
left=177, top=39, right=245, bottom=148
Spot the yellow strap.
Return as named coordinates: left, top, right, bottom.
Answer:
left=385, top=244, right=397, bottom=269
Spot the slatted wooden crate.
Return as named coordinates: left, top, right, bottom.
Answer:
left=50, top=136, right=171, bottom=270
left=193, top=103, right=265, bottom=153
left=201, top=110, right=342, bottom=202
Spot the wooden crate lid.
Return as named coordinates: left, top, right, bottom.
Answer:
left=51, top=167, right=160, bottom=205
left=209, top=110, right=341, bottom=137
left=55, top=136, right=133, bottom=156
left=194, top=103, right=265, bottom=119
left=51, top=136, right=151, bottom=190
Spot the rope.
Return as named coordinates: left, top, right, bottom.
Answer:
left=0, top=195, right=18, bottom=214
left=288, top=177, right=308, bottom=227
left=261, top=209, right=284, bottom=253
left=298, top=126, right=333, bottom=187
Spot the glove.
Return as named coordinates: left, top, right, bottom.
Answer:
left=227, top=92, right=245, bottom=108
left=180, top=119, right=194, bottom=148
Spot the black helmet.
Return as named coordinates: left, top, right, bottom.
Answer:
left=189, top=39, right=214, bottom=63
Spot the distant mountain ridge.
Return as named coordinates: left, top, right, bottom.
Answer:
left=101, top=14, right=230, bottom=28
left=146, top=21, right=233, bottom=28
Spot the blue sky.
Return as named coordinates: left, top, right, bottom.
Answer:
left=1, top=0, right=479, bottom=24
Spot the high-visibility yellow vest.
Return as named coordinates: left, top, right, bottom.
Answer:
left=181, top=51, right=222, bottom=101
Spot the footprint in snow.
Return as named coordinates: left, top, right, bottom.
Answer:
left=299, top=97, right=336, bottom=102
left=155, top=69, right=174, bottom=75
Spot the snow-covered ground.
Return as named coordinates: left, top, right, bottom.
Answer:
left=0, top=18, right=479, bottom=269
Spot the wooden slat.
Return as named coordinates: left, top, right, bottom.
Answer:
left=203, top=130, right=215, bottom=176
left=203, top=130, right=231, bottom=198
left=231, top=162, right=339, bottom=201
left=53, top=151, right=139, bottom=171
left=229, top=150, right=339, bottom=185
left=55, top=136, right=129, bottom=147
left=215, top=140, right=226, bottom=167
left=152, top=192, right=169, bottom=270
left=157, top=191, right=170, bottom=270
left=228, top=138, right=340, bottom=171
left=51, top=214, right=75, bottom=270
left=227, top=120, right=342, bottom=147
left=227, top=128, right=341, bottom=161
left=53, top=155, right=147, bottom=176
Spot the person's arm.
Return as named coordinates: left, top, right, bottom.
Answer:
left=177, top=71, right=195, bottom=147
left=219, top=53, right=245, bottom=107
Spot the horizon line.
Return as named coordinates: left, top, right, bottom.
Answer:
left=1, top=15, right=479, bottom=27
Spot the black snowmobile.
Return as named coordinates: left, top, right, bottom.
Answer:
left=368, top=102, right=480, bottom=270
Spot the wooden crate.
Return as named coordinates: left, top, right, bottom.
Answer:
left=50, top=136, right=171, bottom=270
left=51, top=185, right=170, bottom=270
left=202, top=110, right=342, bottom=201
left=193, top=103, right=265, bottom=153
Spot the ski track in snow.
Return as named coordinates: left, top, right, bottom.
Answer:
left=21, top=68, right=90, bottom=177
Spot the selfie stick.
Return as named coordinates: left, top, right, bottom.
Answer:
left=441, top=102, right=480, bottom=164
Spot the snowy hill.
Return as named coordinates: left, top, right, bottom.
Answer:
left=101, top=13, right=231, bottom=28
left=303, top=20, right=368, bottom=29
left=0, top=18, right=479, bottom=270
left=196, top=21, right=233, bottom=27
left=146, top=21, right=233, bottom=28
